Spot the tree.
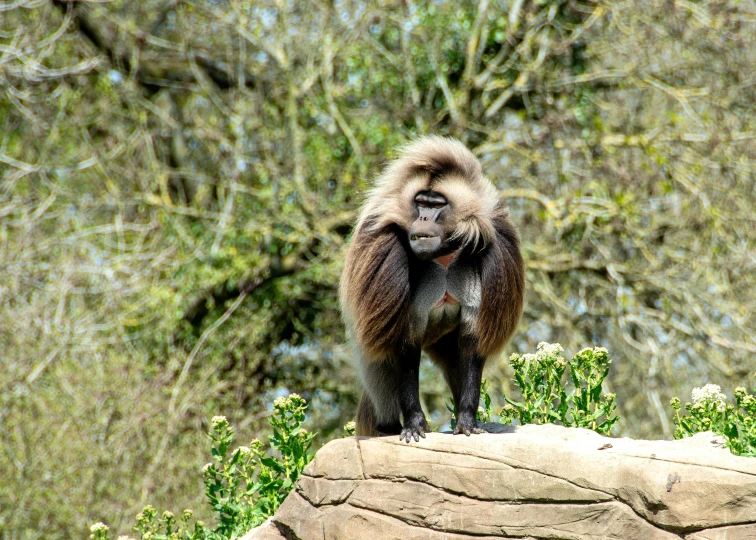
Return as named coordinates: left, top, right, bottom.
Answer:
left=1, top=1, right=754, bottom=537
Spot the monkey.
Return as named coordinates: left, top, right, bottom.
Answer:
left=340, top=136, right=525, bottom=443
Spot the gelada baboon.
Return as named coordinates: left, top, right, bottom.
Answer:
left=340, top=136, right=525, bottom=442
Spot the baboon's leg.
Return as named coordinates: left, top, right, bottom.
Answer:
left=452, top=334, right=486, bottom=435
left=427, top=330, right=485, bottom=435
left=357, top=360, right=403, bottom=436
left=426, top=330, right=461, bottom=400
left=356, top=391, right=402, bottom=436
left=397, top=344, right=427, bottom=442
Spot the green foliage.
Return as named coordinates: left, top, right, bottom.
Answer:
left=133, top=507, right=207, bottom=540
left=91, top=394, right=315, bottom=540
left=342, top=421, right=356, bottom=437
left=671, top=380, right=756, bottom=457
left=499, top=343, right=619, bottom=436
left=447, top=378, right=493, bottom=431
left=240, top=394, right=316, bottom=527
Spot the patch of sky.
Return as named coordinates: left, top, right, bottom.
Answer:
left=567, top=295, right=587, bottom=316
left=90, top=248, right=103, bottom=267
left=524, top=320, right=551, bottom=347
left=347, top=73, right=362, bottom=89
left=720, top=314, right=733, bottom=329
left=354, top=2, right=366, bottom=18
left=673, top=351, right=691, bottom=370
left=260, top=8, right=278, bottom=29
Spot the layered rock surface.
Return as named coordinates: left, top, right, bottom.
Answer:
left=242, top=424, right=756, bottom=540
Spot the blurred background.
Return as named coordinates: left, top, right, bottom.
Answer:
left=1, top=0, right=755, bottom=537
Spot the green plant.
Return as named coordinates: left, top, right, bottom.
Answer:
left=499, top=343, right=619, bottom=435
left=132, top=507, right=207, bottom=540
left=671, top=379, right=756, bottom=456
left=447, top=378, right=493, bottom=431
left=91, top=394, right=315, bottom=540
left=342, top=420, right=356, bottom=436
left=241, top=394, right=316, bottom=527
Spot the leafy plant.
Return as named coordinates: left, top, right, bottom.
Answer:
left=499, top=342, right=619, bottom=435
left=132, top=507, right=207, bottom=540
left=90, top=394, right=315, bottom=540
left=342, top=420, right=356, bottom=436
left=447, top=378, right=493, bottom=431
left=671, top=379, right=756, bottom=456
left=239, top=394, right=316, bottom=527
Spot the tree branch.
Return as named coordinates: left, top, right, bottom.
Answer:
left=52, top=0, right=256, bottom=91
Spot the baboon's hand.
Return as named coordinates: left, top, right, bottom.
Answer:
left=400, top=414, right=429, bottom=443
left=454, top=415, right=486, bottom=436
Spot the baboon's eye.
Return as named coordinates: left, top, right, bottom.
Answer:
left=415, top=190, right=448, bottom=209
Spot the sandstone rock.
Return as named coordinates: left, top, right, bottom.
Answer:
left=239, top=518, right=284, bottom=540
left=243, top=424, right=756, bottom=540
left=686, top=523, right=756, bottom=539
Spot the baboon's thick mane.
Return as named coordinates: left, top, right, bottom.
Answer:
left=359, top=136, right=498, bottom=249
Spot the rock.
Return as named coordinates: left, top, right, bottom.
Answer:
left=686, top=523, right=756, bottom=540
left=242, top=424, right=756, bottom=540
left=239, top=518, right=284, bottom=540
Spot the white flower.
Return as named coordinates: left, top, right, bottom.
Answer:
left=691, top=384, right=727, bottom=411
left=90, top=523, right=109, bottom=533
left=536, top=342, right=564, bottom=359
left=537, top=341, right=563, bottom=353
left=211, top=415, right=228, bottom=428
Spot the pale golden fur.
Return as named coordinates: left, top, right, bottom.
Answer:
left=358, top=136, right=499, bottom=249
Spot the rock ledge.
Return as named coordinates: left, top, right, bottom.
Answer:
left=242, top=424, right=756, bottom=540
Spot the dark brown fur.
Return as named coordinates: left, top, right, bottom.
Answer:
left=476, top=207, right=525, bottom=356
left=341, top=220, right=412, bottom=357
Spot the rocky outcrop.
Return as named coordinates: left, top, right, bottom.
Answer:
left=242, top=424, right=756, bottom=540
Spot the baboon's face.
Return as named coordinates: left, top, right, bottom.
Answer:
left=408, top=190, right=457, bottom=261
